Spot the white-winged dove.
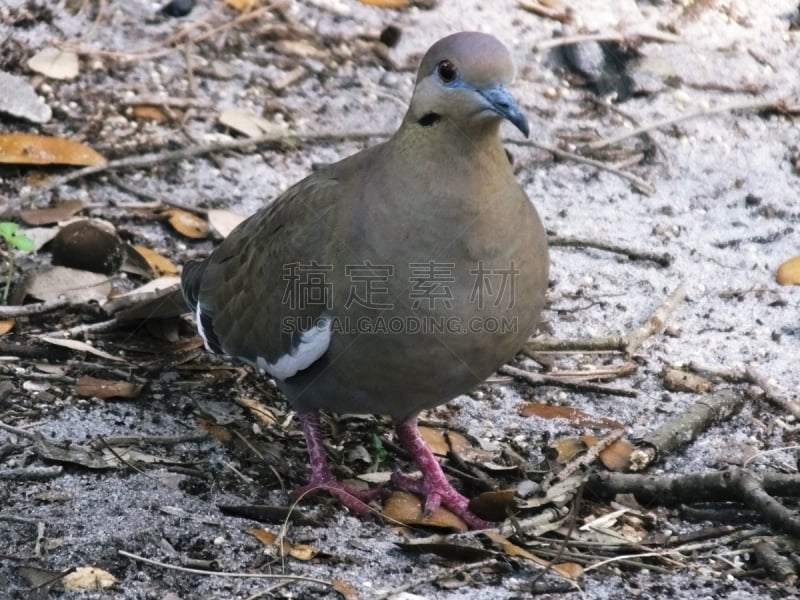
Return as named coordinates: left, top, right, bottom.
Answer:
left=182, top=32, right=549, bottom=528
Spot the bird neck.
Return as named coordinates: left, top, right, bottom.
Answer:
left=392, top=117, right=509, bottom=179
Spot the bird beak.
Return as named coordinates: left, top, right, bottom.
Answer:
left=479, top=85, right=530, bottom=138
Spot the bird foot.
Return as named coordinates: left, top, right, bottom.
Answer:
left=291, top=474, right=386, bottom=517
left=390, top=470, right=494, bottom=530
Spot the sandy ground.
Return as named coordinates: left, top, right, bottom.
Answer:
left=1, top=0, right=799, bottom=598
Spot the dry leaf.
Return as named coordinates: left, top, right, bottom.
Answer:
left=20, top=199, right=84, bottom=225
left=61, top=566, right=117, bottom=590
left=131, top=104, right=170, bottom=122
left=39, top=336, right=128, bottom=363
left=332, top=577, right=361, bottom=600
left=218, top=107, right=274, bottom=138
left=483, top=531, right=582, bottom=580
left=288, top=543, right=318, bottom=561
left=383, top=490, right=468, bottom=531
left=165, top=208, right=210, bottom=239
left=75, top=375, right=142, bottom=399
left=235, top=396, right=280, bottom=427
left=519, top=402, right=623, bottom=430
left=131, top=245, right=178, bottom=276
left=197, top=417, right=232, bottom=443
left=0, top=319, right=14, bottom=335
left=102, top=275, right=182, bottom=317
left=28, top=266, right=111, bottom=304
left=246, top=527, right=278, bottom=546
left=207, top=208, right=246, bottom=238
left=419, top=426, right=450, bottom=456
left=776, top=256, right=800, bottom=285
left=224, top=0, right=259, bottom=10
left=358, top=0, right=409, bottom=7
left=581, top=435, right=634, bottom=472
left=245, top=527, right=318, bottom=560
left=550, top=437, right=587, bottom=463
left=0, top=133, right=105, bottom=166
left=467, top=489, right=515, bottom=522
left=28, top=47, right=80, bottom=80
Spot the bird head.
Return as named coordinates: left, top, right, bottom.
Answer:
left=406, top=32, right=529, bottom=138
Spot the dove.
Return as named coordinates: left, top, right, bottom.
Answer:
left=182, top=32, right=549, bottom=528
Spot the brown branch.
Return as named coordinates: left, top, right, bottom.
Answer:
left=499, top=364, right=637, bottom=398
left=628, top=389, right=746, bottom=470
left=525, top=335, right=627, bottom=353
left=549, top=235, right=672, bottom=267
left=588, top=469, right=800, bottom=538
left=753, top=540, right=797, bottom=584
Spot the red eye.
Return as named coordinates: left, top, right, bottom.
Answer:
left=437, top=59, right=457, bottom=83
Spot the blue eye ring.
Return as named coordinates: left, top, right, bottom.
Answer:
left=437, top=59, right=457, bottom=84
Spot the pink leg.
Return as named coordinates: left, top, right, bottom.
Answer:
left=391, top=416, right=493, bottom=529
left=291, top=411, right=384, bottom=516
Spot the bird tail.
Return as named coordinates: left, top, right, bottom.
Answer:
left=181, top=259, right=207, bottom=312
left=181, top=258, right=224, bottom=354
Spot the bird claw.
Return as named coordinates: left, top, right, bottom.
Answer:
left=390, top=470, right=494, bottom=530
left=291, top=474, right=386, bottom=518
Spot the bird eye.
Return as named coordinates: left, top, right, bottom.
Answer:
left=437, top=60, right=457, bottom=83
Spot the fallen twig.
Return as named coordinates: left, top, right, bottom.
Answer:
left=745, top=365, right=800, bottom=421
left=534, top=29, right=682, bottom=51
left=588, top=469, right=800, bottom=538
left=509, top=140, right=655, bottom=194
left=549, top=235, right=672, bottom=267
left=117, top=549, right=332, bottom=587
left=525, top=335, right=627, bottom=353
left=0, top=297, right=69, bottom=318
left=628, top=389, right=745, bottom=470
left=753, top=540, right=797, bottom=584
left=626, top=282, right=687, bottom=355
left=587, top=98, right=797, bottom=151
left=23, top=130, right=388, bottom=199
left=500, top=364, right=637, bottom=398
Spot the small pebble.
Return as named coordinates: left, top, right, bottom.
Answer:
left=161, top=0, right=194, bottom=17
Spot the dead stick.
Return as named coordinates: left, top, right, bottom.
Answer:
left=0, top=297, right=69, bottom=318
left=508, top=140, right=655, bottom=194
left=628, top=389, right=745, bottom=470
left=526, top=336, right=627, bottom=353
left=500, top=365, right=637, bottom=398
left=549, top=235, right=672, bottom=267
left=22, top=130, right=388, bottom=198
left=745, top=365, right=800, bottom=420
left=587, top=99, right=794, bottom=150
left=626, top=282, right=687, bottom=355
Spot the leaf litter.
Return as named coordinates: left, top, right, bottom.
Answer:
left=1, top=1, right=799, bottom=599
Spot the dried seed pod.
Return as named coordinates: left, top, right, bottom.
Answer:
left=50, top=220, right=124, bottom=275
